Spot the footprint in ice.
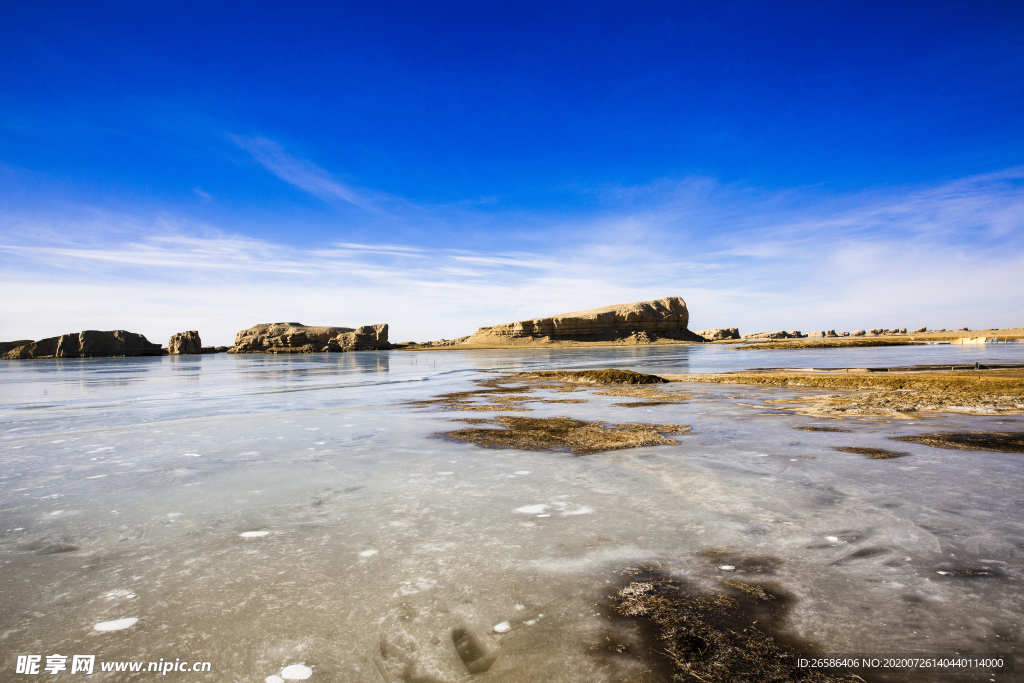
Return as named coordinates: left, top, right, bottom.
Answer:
left=94, top=617, right=138, bottom=632
left=280, top=663, right=313, bottom=680
left=453, top=625, right=501, bottom=674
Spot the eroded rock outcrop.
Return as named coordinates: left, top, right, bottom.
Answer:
left=461, top=297, right=704, bottom=346
left=694, top=328, right=740, bottom=341
left=229, top=322, right=390, bottom=353
left=1, top=331, right=164, bottom=360
left=169, top=331, right=202, bottom=355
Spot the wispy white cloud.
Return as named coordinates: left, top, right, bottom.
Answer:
left=232, top=135, right=391, bottom=211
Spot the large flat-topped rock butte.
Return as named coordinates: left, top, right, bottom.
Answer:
left=0, top=330, right=164, bottom=359
left=230, top=322, right=390, bottom=353
left=461, top=296, right=705, bottom=347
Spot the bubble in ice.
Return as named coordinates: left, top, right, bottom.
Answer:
left=359, top=549, right=378, bottom=557
left=266, top=677, right=285, bottom=683
left=826, top=536, right=840, bottom=542
left=524, top=620, right=536, bottom=625
left=492, top=621, right=511, bottom=633
left=514, top=471, right=531, bottom=475
left=280, top=663, right=313, bottom=680
left=514, top=604, right=525, bottom=610
left=563, top=506, right=594, bottom=516
left=718, top=565, right=736, bottom=571
left=105, top=589, right=136, bottom=600
left=182, top=453, right=201, bottom=457
left=240, top=531, right=270, bottom=538
left=94, top=617, right=138, bottom=631
left=515, top=504, right=548, bottom=514
left=438, top=471, right=454, bottom=475
left=536, top=514, right=550, bottom=518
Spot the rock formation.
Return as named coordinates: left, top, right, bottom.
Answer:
left=169, top=331, right=202, bottom=355
left=229, top=322, right=390, bottom=353
left=460, top=297, right=704, bottom=346
left=694, top=328, right=740, bottom=341
left=1, top=330, right=165, bottom=360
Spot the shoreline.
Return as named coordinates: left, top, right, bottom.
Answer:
left=660, top=367, right=1024, bottom=417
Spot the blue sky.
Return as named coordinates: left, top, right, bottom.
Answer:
left=1, top=2, right=1022, bottom=345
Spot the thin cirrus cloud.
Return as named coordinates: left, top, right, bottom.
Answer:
left=0, top=161, right=1021, bottom=344
left=232, top=135, right=391, bottom=211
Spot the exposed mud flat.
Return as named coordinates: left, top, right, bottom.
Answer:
left=665, top=369, right=1024, bottom=416
left=439, top=416, right=690, bottom=454
left=891, top=431, right=1024, bottom=453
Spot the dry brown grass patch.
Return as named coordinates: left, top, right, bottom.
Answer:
left=833, top=446, right=907, bottom=459
left=669, top=370, right=1024, bottom=416
left=515, top=369, right=668, bottom=384
left=439, top=416, right=689, bottom=454
left=735, top=339, right=923, bottom=350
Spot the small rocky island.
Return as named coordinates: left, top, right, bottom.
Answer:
left=229, top=322, right=391, bottom=353
left=0, top=330, right=164, bottom=359
left=429, top=296, right=706, bottom=348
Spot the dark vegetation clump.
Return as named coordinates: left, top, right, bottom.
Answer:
left=833, top=446, right=907, bottom=459
left=891, top=431, right=1024, bottom=453
left=517, top=369, right=669, bottom=384
left=610, top=571, right=859, bottom=682
left=793, top=426, right=852, bottom=433
left=439, top=416, right=689, bottom=454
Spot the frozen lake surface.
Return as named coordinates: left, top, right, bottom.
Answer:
left=1, top=345, right=1022, bottom=681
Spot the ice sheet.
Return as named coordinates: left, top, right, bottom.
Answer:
left=1, top=347, right=1021, bottom=681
